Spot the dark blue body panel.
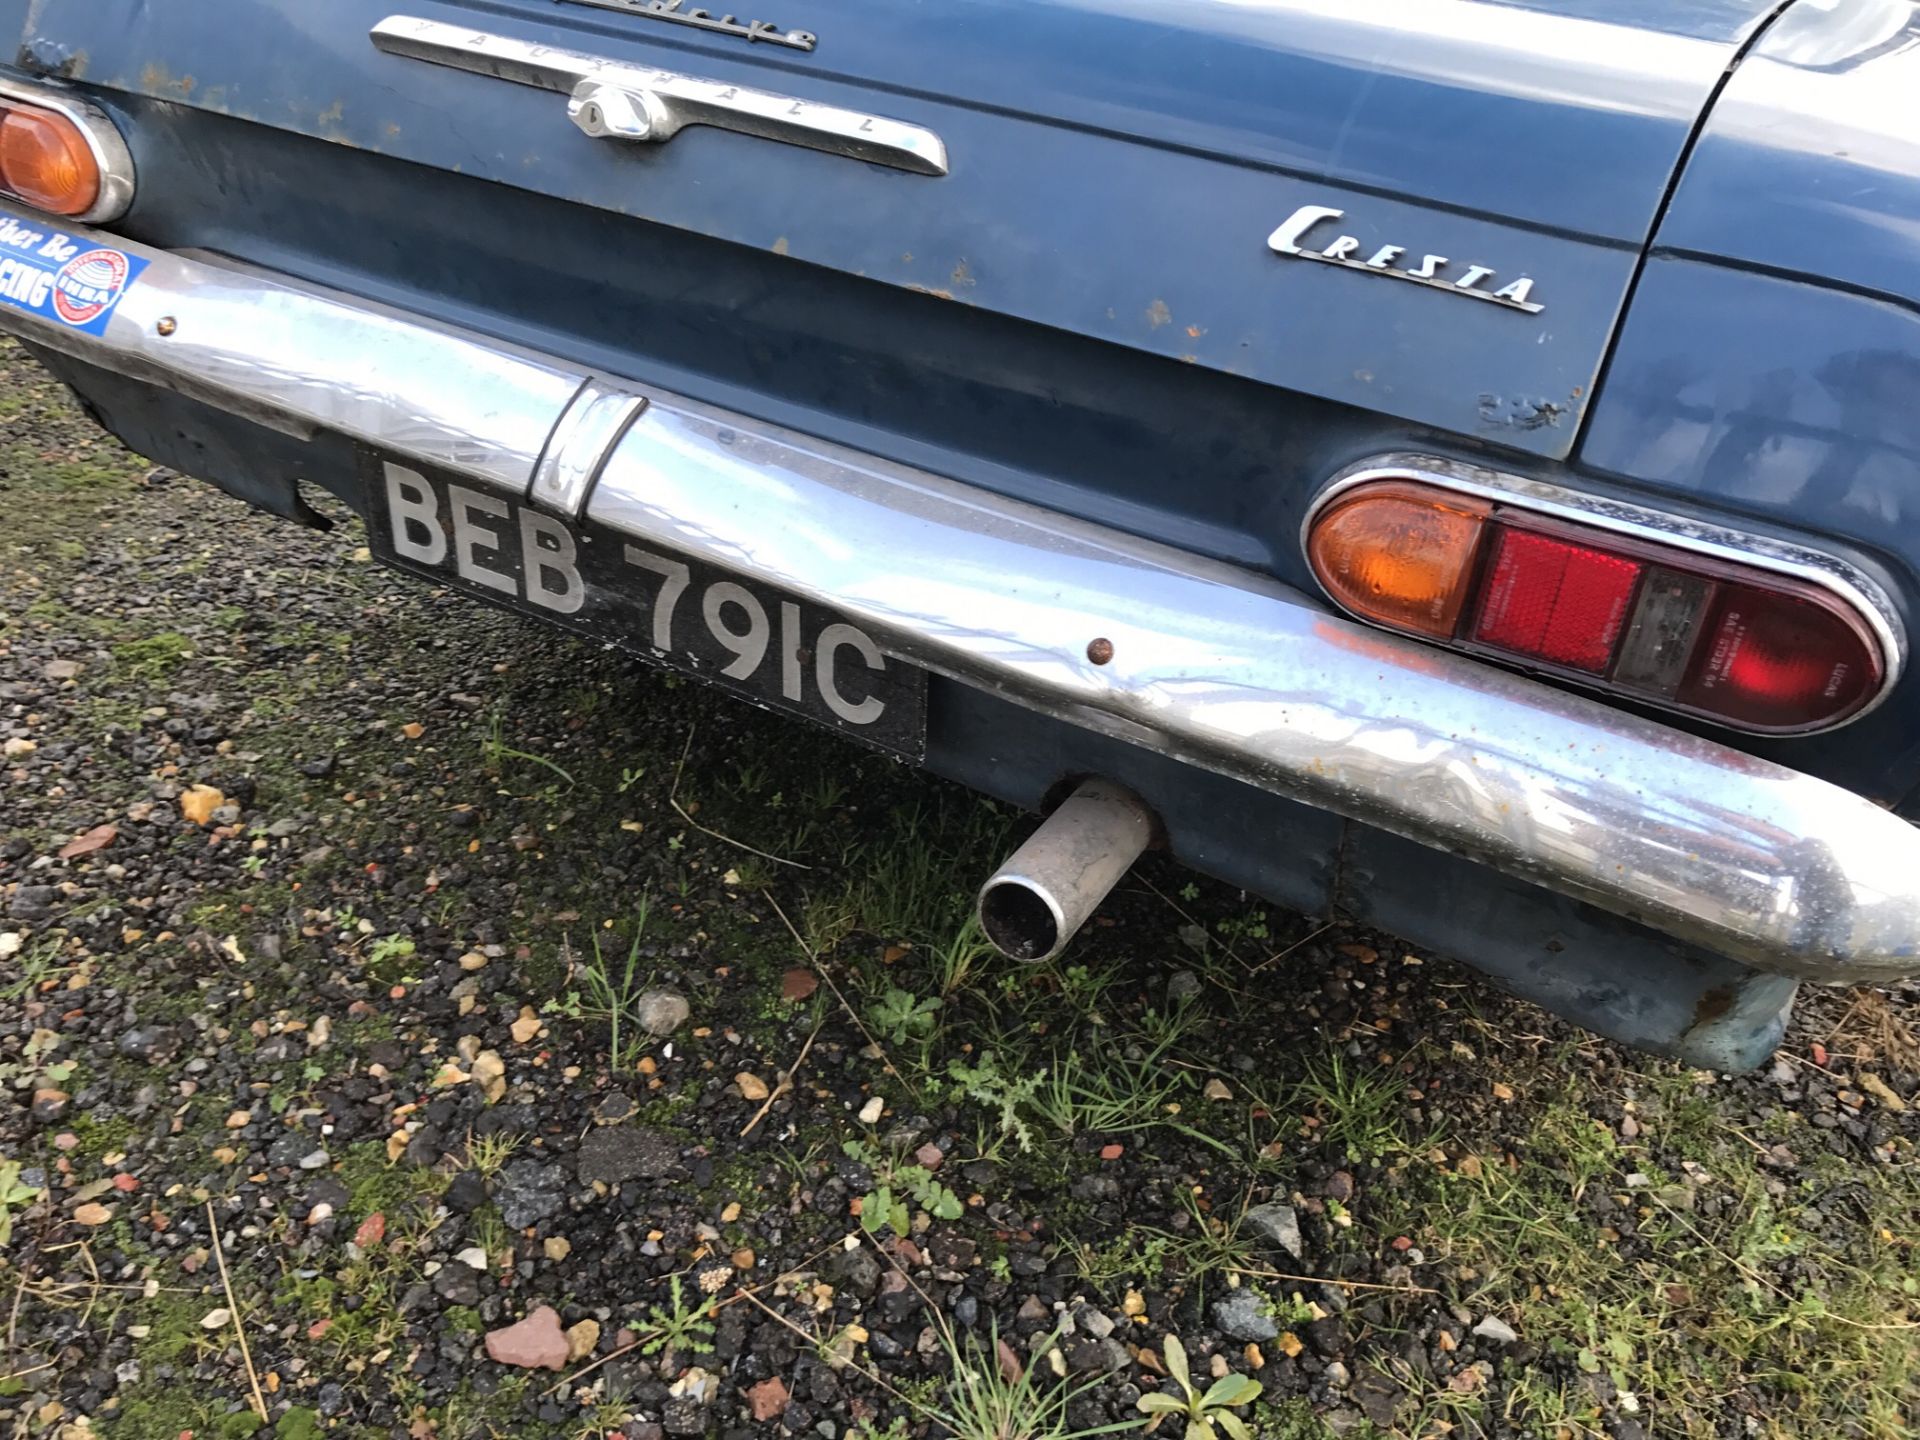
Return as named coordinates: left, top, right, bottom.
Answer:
left=1653, top=0, right=1920, bottom=300
left=8, top=0, right=1780, bottom=453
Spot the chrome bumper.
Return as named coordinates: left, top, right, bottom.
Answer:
left=8, top=205, right=1920, bottom=983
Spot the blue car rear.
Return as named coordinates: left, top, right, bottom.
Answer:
left=2, top=0, right=1919, bottom=1070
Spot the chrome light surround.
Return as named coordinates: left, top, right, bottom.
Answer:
left=1305, top=453, right=1907, bottom=735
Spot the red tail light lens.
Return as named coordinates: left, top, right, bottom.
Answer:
left=1306, top=473, right=1894, bottom=735
left=1679, top=589, right=1878, bottom=731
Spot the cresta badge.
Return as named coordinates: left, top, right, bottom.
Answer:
left=1267, top=204, right=1542, bottom=314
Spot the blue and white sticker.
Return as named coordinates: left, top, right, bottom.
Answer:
left=0, top=217, right=146, bottom=337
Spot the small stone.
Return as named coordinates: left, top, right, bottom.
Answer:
left=662, top=1396, right=711, bottom=1437
left=577, top=1126, right=679, bottom=1186
left=857, top=1096, right=884, bottom=1125
left=445, top=1171, right=488, bottom=1214
left=7, top=885, right=54, bottom=921
left=1472, top=1316, right=1518, bottom=1346
left=30, top=1089, right=70, bottom=1123
left=57, top=824, right=116, bottom=860
left=566, top=1318, right=601, bottom=1363
left=458, top=951, right=489, bottom=971
left=747, top=1377, right=790, bottom=1422
left=485, top=1305, right=571, bottom=1370
left=456, top=1247, right=489, bottom=1271
left=1166, top=970, right=1203, bottom=1005
left=2, top=737, right=35, bottom=758
left=494, top=1160, right=567, bottom=1229
left=735, top=1071, right=771, bottom=1102
left=432, top=1265, right=482, bottom=1306
left=634, top=989, right=690, bottom=1037
left=825, top=1247, right=882, bottom=1295
left=43, top=659, right=82, bottom=681
left=73, top=1202, right=113, bottom=1227
left=511, top=1007, right=542, bottom=1044
left=1242, top=1202, right=1303, bottom=1258
left=1065, top=1337, right=1129, bottom=1375
left=471, top=1050, right=507, bottom=1104
left=1203, top=1078, right=1233, bottom=1101
left=544, top=1236, right=572, bottom=1261
left=179, top=784, right=225, bottom=826
left=225, top=1110, right=252, bottom=1129
left=1213, top=1289, right=1278, bottom=1342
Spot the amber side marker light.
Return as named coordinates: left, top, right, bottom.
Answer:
left=1306, top=477, right=1889, bottom=734
left=0, top=101, right=101, bottom=216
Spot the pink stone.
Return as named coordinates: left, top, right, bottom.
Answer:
left=747, top=1377, right=790, bottom=1421
left=484, top=1305, right=571, bottom=1371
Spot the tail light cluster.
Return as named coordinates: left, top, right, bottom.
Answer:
left=0, top=85, right=132, bottom=223
left=1306, top=467, right=1898, bottom=735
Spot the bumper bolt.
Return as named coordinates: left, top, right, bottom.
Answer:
left=155, top=316, right=177, bottom=337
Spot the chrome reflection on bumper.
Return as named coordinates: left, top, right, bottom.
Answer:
left=3, top=203, right=1918, bottom=983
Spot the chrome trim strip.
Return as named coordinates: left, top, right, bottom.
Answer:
left=0, top=76, right=135, bottom=225
left=561, top=0, right=818, bottom=53
left=1305, top=454, right=1907, bottom=734
left=370, top=15, right=948, bottom=177
left=0, top=210, right=585, bottom=490
left=529, top=380, right=647, bottom=517
left=0, top=203, right=1913, bottom=982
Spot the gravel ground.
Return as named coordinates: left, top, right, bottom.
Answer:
left=2, top=338, right=1918, bottom=1440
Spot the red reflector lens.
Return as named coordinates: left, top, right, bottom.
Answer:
left=1679, top=588, right=1878, bottom=731
left=1471, top=527, right=1641, bottom=674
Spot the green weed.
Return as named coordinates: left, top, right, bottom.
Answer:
left=1138, top=1335, right=1261, bottom=1440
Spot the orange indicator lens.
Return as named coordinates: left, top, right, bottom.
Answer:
left=1305, top=482, right=1488, bottom=638
left=0, top=103, right=101, bottom=217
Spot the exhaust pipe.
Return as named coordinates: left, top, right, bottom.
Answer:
left=977, top=779, right=1155, bottom=962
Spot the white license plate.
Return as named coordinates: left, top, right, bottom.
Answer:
left=363, top=454, right=927, bottom=758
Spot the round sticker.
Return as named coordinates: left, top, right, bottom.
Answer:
left=52, top=248, right=132, bottom=326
